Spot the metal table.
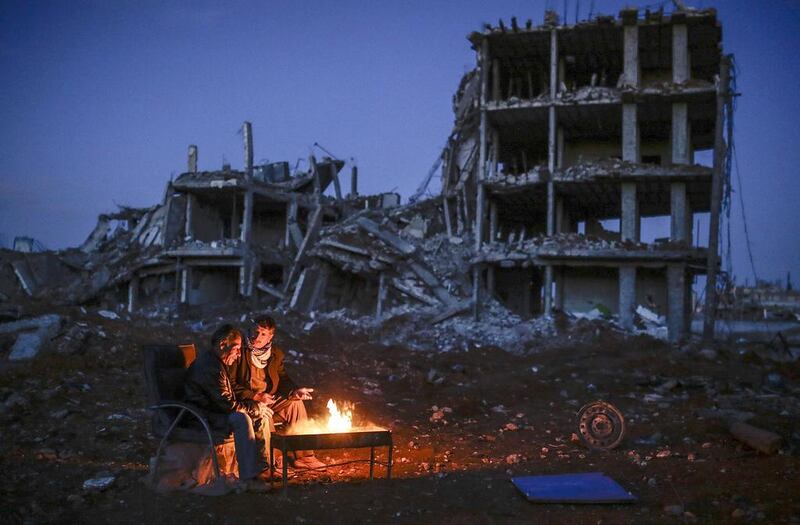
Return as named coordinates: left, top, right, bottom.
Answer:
left=269, top=428, right=393, bottom=494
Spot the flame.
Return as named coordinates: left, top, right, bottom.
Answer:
left=285, top=398, right=359, bottom=435
left=326, top=399, right=353, bottom=432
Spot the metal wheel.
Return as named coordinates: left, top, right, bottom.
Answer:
left=577, top=400, right=625, bottom=450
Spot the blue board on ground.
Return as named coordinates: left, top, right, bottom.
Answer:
left=511, top=472, right=636, bottom=504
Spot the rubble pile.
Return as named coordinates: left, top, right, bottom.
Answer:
left=474, top=232, right=706, bottom=265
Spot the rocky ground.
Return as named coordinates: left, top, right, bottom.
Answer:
left=1, top=304, right=799, bottom=524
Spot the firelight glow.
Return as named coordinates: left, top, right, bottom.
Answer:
left=326, top=399, right=353, bottom=433
left=285, top=398, right=358, bottom=435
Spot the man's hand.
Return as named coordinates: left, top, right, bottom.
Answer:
left=254, top=392, right=275, bottom=404
left=290, top=387, right=314, bottom=401
left=257, top=403, right=274, bottom=419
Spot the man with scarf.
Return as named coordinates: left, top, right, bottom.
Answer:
left=227, top=315, right=326, bottom=470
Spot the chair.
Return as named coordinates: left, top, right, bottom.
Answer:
left=143, top=343, right=233, bottom=483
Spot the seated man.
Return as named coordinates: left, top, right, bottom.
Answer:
left=227, top=315, right=325, bottom=470
left=184, top=324, right=272, bottom=490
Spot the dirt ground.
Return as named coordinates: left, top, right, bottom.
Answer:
left=1, top=305, right=799, bottom=525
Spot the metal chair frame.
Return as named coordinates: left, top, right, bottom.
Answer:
left=148, top=402, right=224, bottom=483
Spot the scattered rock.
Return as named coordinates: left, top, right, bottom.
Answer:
left=57, top=324, right=91, bottom=355
left=426, top=368, right=445, bottom=385
left=97, top=310, right=119, bottom=320
left=82, top=475, right=115, bottom=492
left=4, top=314, right=62, bottom=360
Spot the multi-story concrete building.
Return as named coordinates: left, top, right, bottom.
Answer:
left=443, top=7, right=728, bottom=341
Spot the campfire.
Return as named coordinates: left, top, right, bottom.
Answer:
left=272, top=397, right=394, bottom=491
left=325, top=399, right=353, bottom=432
left=286, top=398, right=377, bottom=435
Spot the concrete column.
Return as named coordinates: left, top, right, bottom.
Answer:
left=556, top=126, right=564, bottom=169
left=473, top=37, right=490, bottom=320
left=188, top=145, right=198, bottom=173
left=184, top=194, right=194, bottom=240
left=241, top=190, right=253, bottom=244
left=180, top=266, right=190, bottom=304
left=621, top=182, right=640, bottom=241
left=489, top=201, right=498, bottom=242
left=619, top=265, right=636, bottom=330
left=492, top=129, right=500, bottom=176
left=670, top=182, right=689, bottom=243
left=285, top=196, right=298, bottom=248
left=472, top=266, right=481, bottom=320
left=443, top=196, right=453, bottom=238
left=492, top=59, right=501, bottom=101
left=667, top=263, right=688, bottom=342
left=555, top=267, right=565, bottom=310
left=622, top=104, right=640, bottom=163
left=543, top=28, right=559, bottom=317
left=127, top=275, right=139, bottom=313
left=243, top=121, right=253, bottom=179
left=671, top=102, right=691, bottom=165
left=704, top=55, right=732, bottom=341
left=376, top=272, right=387, bottom=319
left=239, top=256, right=251, bottom=297
left=350, top=165, right=358, bottom=197
left=672, top=21, right=690, bottom=83
left=477, top=37, right=489, bottom=247
left=231, top=194, right=239, bottom=239
left=621, top=10, right=640, bottom=88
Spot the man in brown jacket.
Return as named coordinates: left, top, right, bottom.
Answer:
left=184, top=324, right=272, bottom=489
left=227, top=315, right=325, bottom=470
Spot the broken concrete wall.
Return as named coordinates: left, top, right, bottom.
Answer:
left=162, top=195, right=187, bottom=247
left=190, top=197, right=227, bottom=242
left=318, top=265, right=380, bottom=315
left=636, top=268, right=668, bottom=317
left=187, top=268, right=239, bottom=306
left=252, top=204, right=287, bottom=248
left=560, top=266, right=619, bottom=314
left=493, top=267, right=543, bottom=318
left=137, top=273, right=178, bottom=310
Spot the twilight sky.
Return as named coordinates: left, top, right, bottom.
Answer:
left=1, top=0, right=798, bottom=286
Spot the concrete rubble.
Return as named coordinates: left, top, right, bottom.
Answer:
left=0, top=314, right=62, bottom=361
left=0, top=6, right=796, bottom=357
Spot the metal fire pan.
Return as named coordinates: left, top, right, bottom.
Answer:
left=273, top=428, right=392, bottom=451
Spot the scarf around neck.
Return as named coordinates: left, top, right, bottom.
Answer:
left=248, top=339, right=272, bottom=369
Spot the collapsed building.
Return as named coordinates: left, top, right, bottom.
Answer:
left=440, top=6, right=729, bottom=342
left=3, top=4, right=736, bottom=346
left=74, top=122, right=401, bottom=314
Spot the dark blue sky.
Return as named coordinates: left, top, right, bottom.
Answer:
left=1, top=0, right=798, bottom=286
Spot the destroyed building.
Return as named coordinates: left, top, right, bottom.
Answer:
left=75, top=122, right=402, bottom=314
left=3, top=5, right=734, bottom=346
left=441, top=7, right=727, bottom=341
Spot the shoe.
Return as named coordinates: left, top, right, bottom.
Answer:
left=292, top=456, right=327, bottom=470
left=260, top=468, right=282, bottom=482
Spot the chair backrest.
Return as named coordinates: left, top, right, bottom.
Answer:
left=143, top=343, right=197, bottom=435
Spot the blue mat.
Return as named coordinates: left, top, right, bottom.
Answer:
left=511, top=472, right=636, bottom=504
